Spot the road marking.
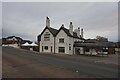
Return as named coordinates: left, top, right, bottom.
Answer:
left=94, top=61, right=103, bottom=63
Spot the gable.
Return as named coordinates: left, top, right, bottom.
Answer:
left=38, top=26, right=85, bottom=42
left=38, top=27, right=58, bottom=41
left=43, top=29, right=52, bottom=36
left=6, top=36, right=23, bottom=41
left=56, top=29, right=68, bottom=37
left=55, top=27, right=84, bottom=40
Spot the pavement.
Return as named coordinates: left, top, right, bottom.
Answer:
left=2, top=46, right=118, bottom=78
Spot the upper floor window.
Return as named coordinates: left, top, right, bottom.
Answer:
left=44, top=32, right=50, bottom=41
left=59, top=38, right=64, bottom=43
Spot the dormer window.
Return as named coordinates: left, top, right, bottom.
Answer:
left=59, top=38, right=64, bottom=43
left=44, top=32, right=50, bottom=41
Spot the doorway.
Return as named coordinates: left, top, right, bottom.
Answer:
left=51, top=46, right=52, bottom=52
left=42, top=46, right=44, bottom=52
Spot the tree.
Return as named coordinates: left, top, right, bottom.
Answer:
left=96, top=36, right=108, bottom=42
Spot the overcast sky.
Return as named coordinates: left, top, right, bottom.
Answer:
left=2, top=2, right=118, bottom=42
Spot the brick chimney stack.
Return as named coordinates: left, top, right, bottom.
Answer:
left=69, top=22, right=73, bottom=35
left=46, top=16, right=50, bottom=27
left=81, top=28, right=83, bottom=38
left=77, top=27, right=80, bottom=37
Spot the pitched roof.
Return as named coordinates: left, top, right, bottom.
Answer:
left=6, top=36, right=23, bottom=41
left=48, top=27, right=58, bottom=36
left=56, top=26, right=84, bottom=40
left=37, top=26, right=85, bottom=41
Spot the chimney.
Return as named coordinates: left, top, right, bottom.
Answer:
left=77, top=27, right=80, bottom=37
left=69, top=22, right=73, bottom=35
left=46, top=16, right=50, bottom=27
left=74, top=27, right=80, bottom=37
left=81, top=28, right=83, bottom=38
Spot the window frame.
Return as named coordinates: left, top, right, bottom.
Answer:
left=59, top=38, right=64, bottom=43
left=58, top=47, right=65, bottom=53
left=44, top=46, right=48, bottom=50
left=44, top=32, right=50, bottom=41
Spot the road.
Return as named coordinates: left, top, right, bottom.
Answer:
left=2, top=47, right=118, bottom=78
left=0, top=46, right=2, bottom=79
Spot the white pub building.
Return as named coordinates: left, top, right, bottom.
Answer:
left=37, top=17, right=85, bottom=55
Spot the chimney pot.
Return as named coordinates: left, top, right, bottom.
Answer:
left=61, top=24, right=64, bottom=27
left=70, top=22, right=72, bottom=24
left=46, top=16, right=49, bottom=19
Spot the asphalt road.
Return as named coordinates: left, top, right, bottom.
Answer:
left=0, top=46, right=2, bottom=79
left=2, top=47, right=118, bottom=78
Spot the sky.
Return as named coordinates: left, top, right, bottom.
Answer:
left=2, top=2, right=118, bottom=42
left=0, top=2, right=1, bottom=39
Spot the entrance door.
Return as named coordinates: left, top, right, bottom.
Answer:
left=42, top=46, right=44, bottom=52
left=51, top=46, right=52, bottom=52
left=75, top=48, right=80, bottom=55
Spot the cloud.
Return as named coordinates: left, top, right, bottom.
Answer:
left=2, top=2, right=118, bottom=42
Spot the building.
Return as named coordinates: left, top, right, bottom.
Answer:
left=73, top=39, right=116, bottom=56
left=2, top=36, right=23, bottom=48
left=114, top=41, right=120, bottom=53
left=37, top=17, right=85, bottom=54
left=2, top=36, right=33, bottom=48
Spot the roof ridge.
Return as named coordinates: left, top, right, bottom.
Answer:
left=62, top=27, right=69, bottom=30
left=48, top=26, right=58, bottom=31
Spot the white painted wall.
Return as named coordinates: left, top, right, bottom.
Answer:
left=68, top=37, right=74, bottom=54
left=115, top=48, right=120, bottom=52
left=55, top=29, right=69, bottom=54
left=40, top=29, right=55, bottom=53
left=8, top=44, right=19, bottom=48
left=80, top=47, right=84, bottom=54
left=39, top=28, right=84, bottom=54
left=85, top=49, right=98, bottom=55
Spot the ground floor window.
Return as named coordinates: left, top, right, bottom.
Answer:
left=59, top=47, right=65, bottom=53
left=44, top=46, right=48, bottom=50
left=102, top=48, right=108, bottom=52
left=69, top=46, right=71, bottom=50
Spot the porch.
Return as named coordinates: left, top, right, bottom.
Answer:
left=73, top=42, right=112, bottom=56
